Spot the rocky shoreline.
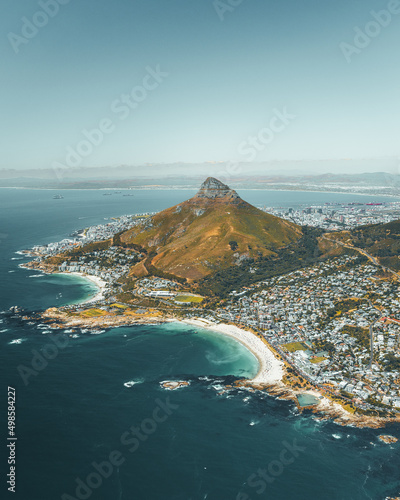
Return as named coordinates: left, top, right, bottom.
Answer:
left=41, top=307, right=169, bottom=328
left=246, top=382, right=400, bottom=429
left=34, top=307, right=400, bottom=429
left=378, top=434, right=398, bottom=444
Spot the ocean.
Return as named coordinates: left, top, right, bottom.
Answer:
left=1, top=188, right=399, bottom=500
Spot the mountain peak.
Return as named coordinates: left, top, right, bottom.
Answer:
left=195, top=177, right=241, bottom=201
left=120, top=175, right=302, bottom=280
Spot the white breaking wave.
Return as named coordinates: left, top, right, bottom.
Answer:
left=211, top=384, right=225, bottom=392
left=9, top=338, right=27, bottom=345
left=124, top=379, right=144, bottom=388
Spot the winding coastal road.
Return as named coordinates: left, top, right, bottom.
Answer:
left=322, top=233, right=400, bottom=278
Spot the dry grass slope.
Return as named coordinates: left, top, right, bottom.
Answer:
left=120, top=184, right=302, bottom=280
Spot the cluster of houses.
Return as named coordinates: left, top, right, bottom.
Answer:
left=57, top=246, right=140, bottom=283
left=218, top=255, right=400, bottom=410
left=25, top=214, right=151, bottom=257
left=264, top=201, right=400, bottom=231
left=136, top=277, right=179, bottom=294
left=82, top=213, right=153, bottom=242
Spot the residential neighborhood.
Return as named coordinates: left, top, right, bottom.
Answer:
left=216, top=256, right=400, bottom=412
left=264, top=200, right=400, bottom=231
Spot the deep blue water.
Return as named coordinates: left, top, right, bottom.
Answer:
left=1, top=189, right=400, bottom=500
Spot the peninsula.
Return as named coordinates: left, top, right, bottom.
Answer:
left=21, top=178, right=400, bottom=428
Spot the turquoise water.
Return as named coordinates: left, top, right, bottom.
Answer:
left=30, top=270, right=100, bottom=305
left=297, top=394, right=320, bottom=408
left=1, top=189, right=400, bottom=500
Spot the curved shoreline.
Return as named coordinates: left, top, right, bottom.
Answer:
left=54, top=271, right=108, bottom=305
left=181, top=318, right=284, bottom=385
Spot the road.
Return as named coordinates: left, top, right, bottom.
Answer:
left=367, top=299, right=383, bottom=369
left=322, top=234, right=400, bottom=278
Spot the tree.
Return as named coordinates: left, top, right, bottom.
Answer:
left=229, top=241, right=238, bottom=251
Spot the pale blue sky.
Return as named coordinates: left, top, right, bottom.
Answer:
left=1, top=0, right=400, bottom=171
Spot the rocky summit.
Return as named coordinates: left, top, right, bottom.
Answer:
left=194, top=177, right=241, bottom=201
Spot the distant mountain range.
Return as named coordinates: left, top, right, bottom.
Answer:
left=1, top=160, right=399, bottom=196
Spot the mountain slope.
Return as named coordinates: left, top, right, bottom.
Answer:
left=349, top=219, right=400, bottom=271
left=120, top=178, right=302, bottom=280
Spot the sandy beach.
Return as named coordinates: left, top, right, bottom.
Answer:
left=181, top=318, right=284, bottom=385
left=55, top=272, right=108, bottom=304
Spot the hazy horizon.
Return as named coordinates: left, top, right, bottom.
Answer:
left=1, top=158, right=400, bottom=180
left=2, top=0, right=400, bottom=173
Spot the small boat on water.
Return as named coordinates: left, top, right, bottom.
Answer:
left=53, top=194, right=64, bottom=199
